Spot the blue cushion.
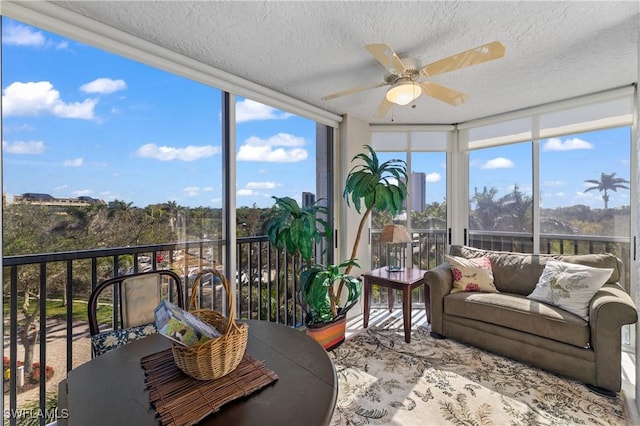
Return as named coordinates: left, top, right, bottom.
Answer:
left=91, top=323, right=157, bottom=356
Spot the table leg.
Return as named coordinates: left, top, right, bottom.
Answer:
left=363, top=277, right=371, bottom=328
left=387, top=288, right=394, bottom=313
left=402, top=287, right=411, bottom=343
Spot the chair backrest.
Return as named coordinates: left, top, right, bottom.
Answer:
left=88, top=270, right=185, bottom=337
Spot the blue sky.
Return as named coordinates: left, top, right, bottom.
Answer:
left=2, top=18, right=631, bottom=211
left=2, top=17, right=317, bottom=209
left=469, top=127, right=631, bottom=209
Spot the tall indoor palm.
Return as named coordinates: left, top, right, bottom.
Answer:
left=342, top=144, right=408, bottom=279
left=584, top=172, right=630, bottom=209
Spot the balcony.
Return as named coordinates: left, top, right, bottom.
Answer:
left=2, top=230, right=631, bottom=423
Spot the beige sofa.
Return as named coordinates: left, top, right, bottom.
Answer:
left=425, top=245, right=637, bottom=394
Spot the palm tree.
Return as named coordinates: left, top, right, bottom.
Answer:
left=584, top=172, right=630, bottom=209
left=471, top=186, right=501, bottom=230
left=343, top=145, right=408, bottom=278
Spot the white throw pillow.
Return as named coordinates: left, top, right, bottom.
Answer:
left=527, top=260, right=613, bottom=320
left=445, top=254, right=497, bottom=294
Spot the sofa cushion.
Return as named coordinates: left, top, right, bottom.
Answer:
left=527, top=260, right=613, bottom=320
left=91, top=323, right=157, bottom=356
left=445, top=255, right=498, bottom=293
left=449, top=245, right=622, bottom=296
left=444, top=292, right=590, bottom=348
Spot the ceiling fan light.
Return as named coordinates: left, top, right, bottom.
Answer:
left=386, top=81, right=422, bottom=106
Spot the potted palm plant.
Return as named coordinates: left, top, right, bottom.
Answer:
left=266, top=196, right=358, bottom=349
left=266, top=145, right=407, bottom=350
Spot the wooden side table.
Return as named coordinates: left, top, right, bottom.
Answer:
left=362, top=267, right=428, bottom=343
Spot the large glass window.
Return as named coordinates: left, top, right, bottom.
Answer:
left=2, top=16, right=223, bottom=410
left=410, top=152, right=447, bottom=269
left=234, top=97, right=318, bottom=235
left=233, top=97, right=329, bottom=325
left=3, top=17, right=223, bottom=255
left=468, top=142, right=533, bottom=252
left=539, top=126, right=631, bottom=285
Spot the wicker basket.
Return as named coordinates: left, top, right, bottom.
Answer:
left=172, top=268, right=248, bottom=380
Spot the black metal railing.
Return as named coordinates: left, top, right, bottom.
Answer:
left=369, top=229, right=631, bottom=305
left=2, top=230, right=630, bottom=423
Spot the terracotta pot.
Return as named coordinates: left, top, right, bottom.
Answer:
left=305, top=316, right=346, bottom=351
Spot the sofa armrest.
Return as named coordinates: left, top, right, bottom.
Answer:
left=589, top=282, right=638, bottom=391
left=425, top=263, right=453, bottom=335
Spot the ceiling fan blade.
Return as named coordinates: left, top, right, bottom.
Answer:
left=373, top=98, right=393, bottom=120
left=365, top=44, right=407, bottom=74
left=419, top=82, right=469, bottom=106
left=420, top=41, right=506, bottom=77
left=321, top=81, right=388, bottom=101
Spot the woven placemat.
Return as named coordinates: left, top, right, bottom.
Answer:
left=141, top=349, right=278, bottom=426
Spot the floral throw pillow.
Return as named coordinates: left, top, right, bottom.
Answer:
left=91, top=323, right=157, bottom=356
left=445, top=255, right=497, bottom=294
left=527, top=260, right=613, bottom=320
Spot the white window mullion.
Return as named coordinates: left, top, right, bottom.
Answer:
left=450, top=127, right=468, bottom=247
left=532, top=115, right=541, bottom=255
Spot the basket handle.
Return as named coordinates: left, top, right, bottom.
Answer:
left=189, top=268, right=237, bottom=335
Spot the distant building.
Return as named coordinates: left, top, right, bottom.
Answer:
left=13, top=193, right=105, bottom=206
left=302, top=191, right=316, bottom=208
left=411, top=172, right=426, bottom=213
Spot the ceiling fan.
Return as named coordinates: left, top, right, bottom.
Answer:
left=321, top=41, right=506, bottom=119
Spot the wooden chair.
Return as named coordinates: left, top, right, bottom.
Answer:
left=88, top=270, right=184, bottom=357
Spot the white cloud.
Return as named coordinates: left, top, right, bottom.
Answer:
left=203, top=187, right=214, bottom=192
left=236, top=99, right=293, bottom=122
left=2, top=24, right=45, bottom=47
left=72, top=189, right=93, bottom=197
left=544, top=180, right=565, bottom=187
left=246, top=181, right=277, bottom=189
left=100, top=191, right=117, bottom=201
left=80, top=78, right=127, bottom=94
left=237, top=189, right=258, bottom=196
left=55, top=185, right=68, bottom=191
left=542, top=137, right=593, bottom=151
left=2, top=81, right=97, bottom=119
left=237, top=133, right=307, bottom=162
left=135, top=143, right=220, bottom=161
left=63, top=158, right=83, bottom=167
left=184, top=186, right=200, bottom=196
left=481, top=157, right=515, bottom=169
left=2, top=140, right=45, bottom=154
left=425, top=172, right=441, bottom=183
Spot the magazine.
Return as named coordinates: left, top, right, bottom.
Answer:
left=154, top=299, right=222, bottom=346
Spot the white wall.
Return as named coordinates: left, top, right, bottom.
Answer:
left=337, top=115, right=372, bottom=318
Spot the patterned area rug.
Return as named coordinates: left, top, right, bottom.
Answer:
left=329, top=326, right=627, bottom=425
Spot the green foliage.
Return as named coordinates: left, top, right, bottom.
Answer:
left=470, top=184, right=533, bottom=232
left=2, top=299, right=111, bottom=324
left=300, top=259, right=361, bottom=324
left=266, top=196, right=330, bottom=265
left=343, top=145, right=407, bottom=217
left=16, top=391, right=59, bottom=426
left=584, top=172, right=630, bottom=209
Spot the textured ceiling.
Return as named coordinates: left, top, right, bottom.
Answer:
left=50, top=1, right=639, bottom=125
